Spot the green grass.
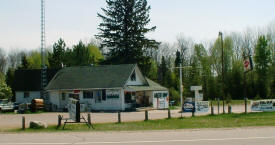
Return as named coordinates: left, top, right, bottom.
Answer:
left=6, top=111, right=275, bottom=132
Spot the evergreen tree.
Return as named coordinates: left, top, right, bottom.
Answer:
left=254, top=35, right=271, bottom=98
left=48, top=38, right=66, bottom=69
left=19, top=54, right=29, bottom=69
left=96, top=0, right=160, bottom=65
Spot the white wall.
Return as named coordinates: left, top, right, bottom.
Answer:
left=49, top=91, right=60, bottom=111
left=153, top=91, right=169, bottom=109
left=126, top=67, right=146, bottom=86
left=15, top=91, right=40, bottom=104
left=48, top=89, right=125, bottom=111
left=92, top=89, right=124, bottom=111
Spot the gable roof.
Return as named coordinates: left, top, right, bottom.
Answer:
left=14, top=69, right=59, bottom=91
left=46, top=64, right=137, bottom=90
left=127, top=78, right=168, bottom=91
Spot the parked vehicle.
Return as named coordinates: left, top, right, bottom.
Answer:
left=0, top=102, right=14, bottom=112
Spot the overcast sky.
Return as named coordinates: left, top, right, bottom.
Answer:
left=0, top=0, right=275, bottom=52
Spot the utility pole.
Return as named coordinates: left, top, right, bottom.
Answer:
left=179, top=62, right=183, bottom=117
left=219, top=32, right=225, bottom=114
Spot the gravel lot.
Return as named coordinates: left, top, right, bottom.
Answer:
left=0, top=105, right=251, bottom=129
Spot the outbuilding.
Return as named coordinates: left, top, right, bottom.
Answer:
left=45, top=64, right=169, bottom=111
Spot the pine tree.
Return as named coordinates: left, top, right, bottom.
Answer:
left=254, top=35, right=271, bottom=98
left=48, top=38, right=66, bottom=69
left=96, top=0, right=160, bottom=65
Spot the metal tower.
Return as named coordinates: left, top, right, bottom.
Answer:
left=41, top=0, right=48, bottom=107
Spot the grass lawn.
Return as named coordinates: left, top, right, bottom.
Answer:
left=7, top=111, right=275, bottom=132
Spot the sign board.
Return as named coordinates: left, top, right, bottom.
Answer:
left=190, top=86, right=202, bottom=91
left=68, top=98, right=80, bottom=122
left=244, top=56, right=253, bottom=72
left=195, top=101, right=209, bottom=113
left=106, top=90, right=120, bottom=99
left=251, top=100, right=275, bottom=112
left=183, top=101, right=195, bottom=112
left=183, top=99, right=209, bottom=113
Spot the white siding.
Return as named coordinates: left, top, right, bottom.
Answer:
left=126, top=67, right=146, bottom=86
left=153, top=91, right=169, bottom=109
left=92, top=89, right=124, bottom=111
left=15, top=91, right=40, bottom=104
left=49, top=91, right=60, bottom=111
left=48, top=89, right=125, bottom=111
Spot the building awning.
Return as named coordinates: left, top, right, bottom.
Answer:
left=127, top=78, right=168, bottom=91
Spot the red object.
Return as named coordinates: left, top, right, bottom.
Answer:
left=74, top=90, right=80, bottom=93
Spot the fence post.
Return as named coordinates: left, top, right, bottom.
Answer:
left=145, top=110, right=148, bottom=121
left=88, top=113, right=91, bottom=125
left=217, top=98, right=220, bottom=115
left=192, top=106, right=195, bottom=117
left=211, top=106, right=214, bottom=115
left=168, top=109, right=171, bottom=119
left=22, top=116, right=25, bottom=130
left=57, top=115, right=61, bottom=127
left=228, top=105, right=232, bottom=114
left=118, top=111, right=121, bottom=123
left=245, top=98, right=247, bottom=114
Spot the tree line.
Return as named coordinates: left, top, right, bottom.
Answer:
left=0, top=0, right=274, bottom=104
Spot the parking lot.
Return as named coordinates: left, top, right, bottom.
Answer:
left=0, top=105, right=250, bottom=129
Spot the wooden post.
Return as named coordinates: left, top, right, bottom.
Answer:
left=88, top=113, right=91, bottom=125
left=57, top=115, right=61, bottom=127
left=217, top=98, right=220, bottom=115
left=22, top=116, right=25, bottom=130
left=118, top=111, right=121, bottom=123
left=168, top=109, right=171, bottom=119
left=192, top=106, right=195, bottom=117
left=244, top=98, right=247, bottom=114
left=211, top=106, right=214, bottom=115
left=145, top=110, right=148, bottom=121
left=228, top=105, right=232, bottom=114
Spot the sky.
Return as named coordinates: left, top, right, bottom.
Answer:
left=0, top=0, right=275, bottom=52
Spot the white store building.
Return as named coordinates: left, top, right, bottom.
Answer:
left=45, top=64, right=169, bottom=111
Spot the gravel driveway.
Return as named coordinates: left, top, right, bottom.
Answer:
left=0, top=105, right=250, bottom=129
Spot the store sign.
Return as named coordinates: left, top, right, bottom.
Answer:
left=251, top=100, right=275, bottom=111
left=195, top=101, right=209, bottom=113
left=106, top=90, right=120, bottom=99
left=183, top=101, right=195, bottom=112
left=183, top=99, right=209, bottom=113
left=68, top=98, right=80, bottom=122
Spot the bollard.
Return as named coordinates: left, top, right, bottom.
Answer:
left=168, top=109, right=171, bottom=119
left=211, top=106, right=214, bottom=115
left=217, top=98, right=220, bottom=115
left=118, top=111, right=121, bottom=123
left=228, top=105, right=232, bottom=114
left=22, top=116, right=25, bottom=130
left=145, top=110, right=148, bottom=121
left=88, top=113, right=91, bottom=125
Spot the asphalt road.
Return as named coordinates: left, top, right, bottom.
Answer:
left=0, top=127, right=274, bottom=145
left=0, top=105, right=249, bottom=129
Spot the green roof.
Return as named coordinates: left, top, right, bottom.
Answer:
left=46, top=64, right=136, bottom=90
left=128, top=78, right=168, bottom=91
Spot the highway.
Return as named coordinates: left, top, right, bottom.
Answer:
left=0, top=127, right=274, bottom=145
